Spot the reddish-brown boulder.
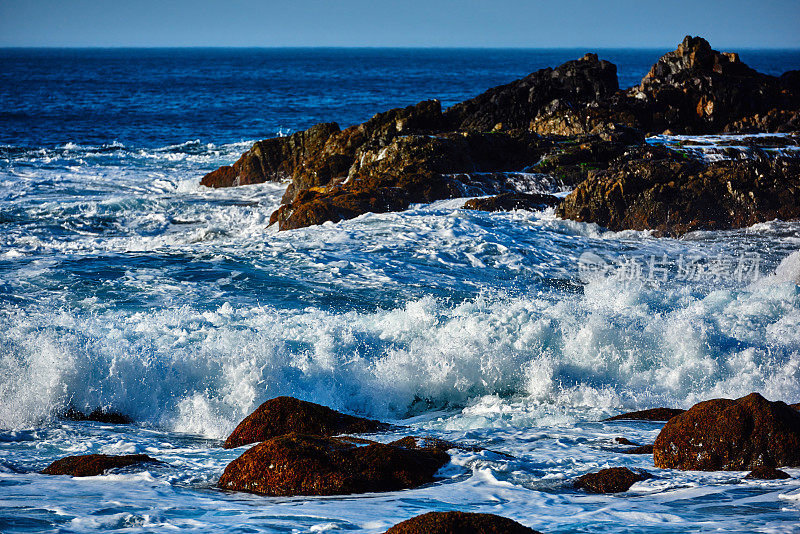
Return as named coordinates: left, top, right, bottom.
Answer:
left=574, top=467, right=650, bottom=493
left=384, top=511, right=541, bottom=534
left=223, top=396, right=390, bottom=449
left=41, top=454, right=159, bottom=477
left=745, top=467, right=791, bottom=480
left=605, top=407, right=685, bottom=421
left=217, top=434, right=449, bottom=496
left=654, top=393, right=800, bottom=471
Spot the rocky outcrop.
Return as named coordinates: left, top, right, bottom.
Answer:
left=217, top=434, right=449, bottom=496
left=604, top=407, right=685, bottom=421
left=574, top=467, right=650, bottom=493
left=223, top=396, right=390, bottom=449
left=384, top=511, right=541, bottom=534
left=41, top=454, right=159, bottom=477
left=653, top=393, right=800, bottom=471
left=445, top=53, right=619, bottom=133
left=200, top=36, right=800, bottom=233
left=620, top=36, right=800, bottom=134
left=557, top=146, right=800, bottom=236
left=744, top=467, right=791, bottom=480
left=463, top=192, right=559, bottom=212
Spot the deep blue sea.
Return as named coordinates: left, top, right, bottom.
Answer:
left=1, top=48, right=800, bottom=533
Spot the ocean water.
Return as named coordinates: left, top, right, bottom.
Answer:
left=1, top=48, right=800, bottom=533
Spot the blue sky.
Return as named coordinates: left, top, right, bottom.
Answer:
left=1, top=0, right=799, bottom=48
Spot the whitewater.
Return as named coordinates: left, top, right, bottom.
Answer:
left=1, top=48, right=800, bottom=532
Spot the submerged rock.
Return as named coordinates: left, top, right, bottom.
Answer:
left=622, top=444, right=654, bottom=455
left=384, top=511, right=541, bottom=534
left=62, top=407, right=132, bottom=424
left=463, top=192, right=559, bottom=212
left=574, top=467, right=651, bottom=493
left=604, top=407, right=685, bottom=421
left=654, top=393, right=800, bottom=471
left=217, top=434, right=449, bottom=496
left=744, top=467, right=791, bottom=480
left=41, top=454, right=159, bottom=477
left=223, top=396, right=390, bottom=449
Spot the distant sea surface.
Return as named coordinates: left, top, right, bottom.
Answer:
left=1, top=48, right=800, bottom=533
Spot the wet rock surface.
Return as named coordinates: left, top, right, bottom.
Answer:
left=223, top=396, right=391, bottom=449
left=574, top=467, right=651, bottom=493
left=41, top=454, right=160, bottom=477
left=217, top=434, right=449, bottom=496
left=384, top=511, right=542, bottom=534
left=654, top=393, right=800, bottom=471
left=604, top=407, right=685, bottom=421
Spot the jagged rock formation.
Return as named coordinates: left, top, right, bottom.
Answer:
left=200, top=36, right=800, bottom=233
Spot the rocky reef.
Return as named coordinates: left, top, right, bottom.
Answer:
left=200, top=36, right=800, bottom=236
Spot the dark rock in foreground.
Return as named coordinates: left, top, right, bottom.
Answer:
left=557, top=145, right=800, bottom=236
left=604, top=407, right=685, bottom=421
left=41, top=454, right=159, bottom=477
left=574, top=467, right=651, bottom=493
left=223, top=396, right=390, bottom=449
left=62, top=407, right=132, bottom=424
left=384, top=511, right=541, bottom=534
left=654, top=393, right=800, bottom=471
left=463, top=192, right=559, bottom=212
left=791, top=403, right=800, bottom=411
left=217, top=434, right=449, bottom=496
left=745, top=467, right=791, bottom=480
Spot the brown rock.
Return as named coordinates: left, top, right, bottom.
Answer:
left=463, top=193, right=559, bottom=212
left=604, top=407, right=685, bottom=421
left=41, top=454, right=159, bottom=477
left=744, top=467, right=791, bottom=480
left=223, top=396, right=391, bottom=449
left=384, top=511, right=541, bottom=534
left=790, top=403, right=799, bottom=411
left=654, top=393, right=800, bottom=471
left=217, top=434, right=449, bottom=496
left=574, top=467, right=650, bottom=493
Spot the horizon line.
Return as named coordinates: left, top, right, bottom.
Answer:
left=2, top=44, right=800, bottom=51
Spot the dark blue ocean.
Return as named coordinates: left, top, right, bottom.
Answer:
left=1, top=48, right=800, bottom=533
